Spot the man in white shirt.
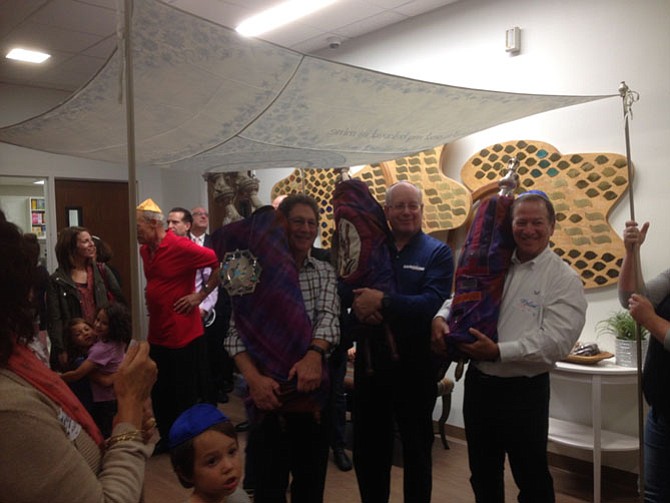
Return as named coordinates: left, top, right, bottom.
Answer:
left=190, top=206, right=233, bottom=405
left=187, top=207, right=219, bottom=326
left=432, top=191, right=587, bottom=503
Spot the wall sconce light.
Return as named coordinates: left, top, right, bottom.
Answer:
left=505, top=26, right=521, bottom=53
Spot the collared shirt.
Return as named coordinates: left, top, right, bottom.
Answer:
left=190, top=233, right=218, bottom=315
left=191, top=232, right=205, bottom=247
left=384, top=231, right=454, bottom=337
left=140, top=230, right=218, bottom=348
left=436, top=246, right=587, bottom=377
left=343, top=230, right=453, bottom=383
left=225, top=256, right=340, bottom=357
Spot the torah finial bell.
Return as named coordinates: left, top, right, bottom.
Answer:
left=498, top=158, right=520, bottom=197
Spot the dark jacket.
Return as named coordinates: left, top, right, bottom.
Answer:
left=46, top=262, right=124, bottom=354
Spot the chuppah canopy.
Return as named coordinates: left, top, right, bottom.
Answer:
left=0, top=0, right=613, bottom=172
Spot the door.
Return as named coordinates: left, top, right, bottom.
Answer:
left=55, top=179, right=132, bottom=305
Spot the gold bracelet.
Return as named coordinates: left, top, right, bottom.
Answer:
left=106, top=430, right=144, bottom=449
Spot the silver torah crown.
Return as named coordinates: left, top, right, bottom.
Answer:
left=220, top=249, right=262, bottom=296
left=497, top=157, right=520, bottom=197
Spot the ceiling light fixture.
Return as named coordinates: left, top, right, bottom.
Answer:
left=6, top=48, right=51, bottom=64
left=236, top=0, right=337, bottom=37
left=33, top=180, right=45, bottom=185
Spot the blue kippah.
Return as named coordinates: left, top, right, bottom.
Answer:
left=518, top=189, right=550, bottom=201
left=168, top=403, right=230, bottom=449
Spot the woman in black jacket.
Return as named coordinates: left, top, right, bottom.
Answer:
left=47, top=226, right=124, bottom=370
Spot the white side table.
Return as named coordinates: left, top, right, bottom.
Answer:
left=549, top=361, right=639, bottom=503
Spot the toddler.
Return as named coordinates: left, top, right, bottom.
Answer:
left=169, top=403, right=250, bottom=503
left=63, top=317, right=96, bottom=412
left=61, top=303, right=131, bottom=437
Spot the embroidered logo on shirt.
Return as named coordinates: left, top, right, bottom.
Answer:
left=403, top=264, right=425, bottom=271
left=517, top=297, right=540, bottom=315
left=58, top=408, right=82, bottom=441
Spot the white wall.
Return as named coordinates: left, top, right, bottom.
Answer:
left=1, top=0, right=667, bottom=473
left=0, top=185, right=44, bottom=232
left=310, top=0, right=669, bottom=472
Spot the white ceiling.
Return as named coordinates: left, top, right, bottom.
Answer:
left=0, top=0, right=461, bottom=93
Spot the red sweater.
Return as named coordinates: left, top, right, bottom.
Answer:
left=140, top=230, right=218, bottom=348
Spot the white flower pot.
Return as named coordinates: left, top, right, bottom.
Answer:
left=615, top=338, right=648, bottom=367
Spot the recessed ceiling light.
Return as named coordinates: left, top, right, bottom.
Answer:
left=236, top=0, right=337, bottom=37
left=6, top=48, right=51, bottom=64
left=33, top=180, right=45, bottom=185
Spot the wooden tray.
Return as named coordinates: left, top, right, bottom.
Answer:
left=563, top=352, right=614, bottom=365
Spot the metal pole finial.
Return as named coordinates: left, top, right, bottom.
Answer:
left=619, top=81, right=640, bottom=122
left=618, top=81, right=629, bottom=96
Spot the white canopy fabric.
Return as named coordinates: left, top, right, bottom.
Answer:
left=0, top=0, right=613, bottom=172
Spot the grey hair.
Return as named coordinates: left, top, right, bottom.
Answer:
left=138, top=210, right=164, bottom=222
left=384, top=180, right=422, bottom=206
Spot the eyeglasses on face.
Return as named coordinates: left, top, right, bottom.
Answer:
left=288, top=217, right=318, bottom=229
left=192, top=211, right=209, bottom=217
left=388, top=202, right=421, bottom=212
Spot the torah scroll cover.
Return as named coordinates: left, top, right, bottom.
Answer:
left=458, top=140, right=628, bottom=289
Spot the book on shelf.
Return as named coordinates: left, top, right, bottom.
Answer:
left=31, top=198, right=45, bottom=210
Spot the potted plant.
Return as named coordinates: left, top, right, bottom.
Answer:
left=596, top=310, right=649, bottom=367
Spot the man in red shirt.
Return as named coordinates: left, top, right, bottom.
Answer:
left=136, top=198, right=220, bottom=453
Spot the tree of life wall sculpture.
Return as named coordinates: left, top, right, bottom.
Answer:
left=271, top=140, right=629, bottom=290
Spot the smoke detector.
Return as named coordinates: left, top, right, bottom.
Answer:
left=327, top=36, right=341, bottom=49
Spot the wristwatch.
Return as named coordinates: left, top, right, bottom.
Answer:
left=307, top=344, right=326, bottom=360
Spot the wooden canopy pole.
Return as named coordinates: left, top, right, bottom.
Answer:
left=122, top=0, right=142, bottom=340
left=618, top=81, right=644, bottom=501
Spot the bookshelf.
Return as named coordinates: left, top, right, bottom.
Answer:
left=29, top=196, right=46, bottom=238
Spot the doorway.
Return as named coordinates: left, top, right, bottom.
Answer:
left=54, top=179, right=132, bottom=305
left=0, top=175, right=49, bottom=264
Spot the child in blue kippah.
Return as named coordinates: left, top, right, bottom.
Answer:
left=169, top=403, right=250, bottom=503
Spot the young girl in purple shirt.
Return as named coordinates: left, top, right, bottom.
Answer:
left=61, top=303, right=131, bottom=437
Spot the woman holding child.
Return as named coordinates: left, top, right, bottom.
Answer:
left=48, top=226, right=125, bottom=369
left=0, top=213, right=158, bottom=502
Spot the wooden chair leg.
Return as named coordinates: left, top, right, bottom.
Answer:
left=435, top=367, right=454, bottom=450
left=438, top=392, right=452, bottom=449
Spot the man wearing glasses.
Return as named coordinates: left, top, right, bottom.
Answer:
left=224, top=194, right=340, bottom=502
left=350, top=181, right=454, bottom=502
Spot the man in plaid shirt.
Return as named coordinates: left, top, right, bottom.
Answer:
left=225, top=194, right=339, bottom=503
